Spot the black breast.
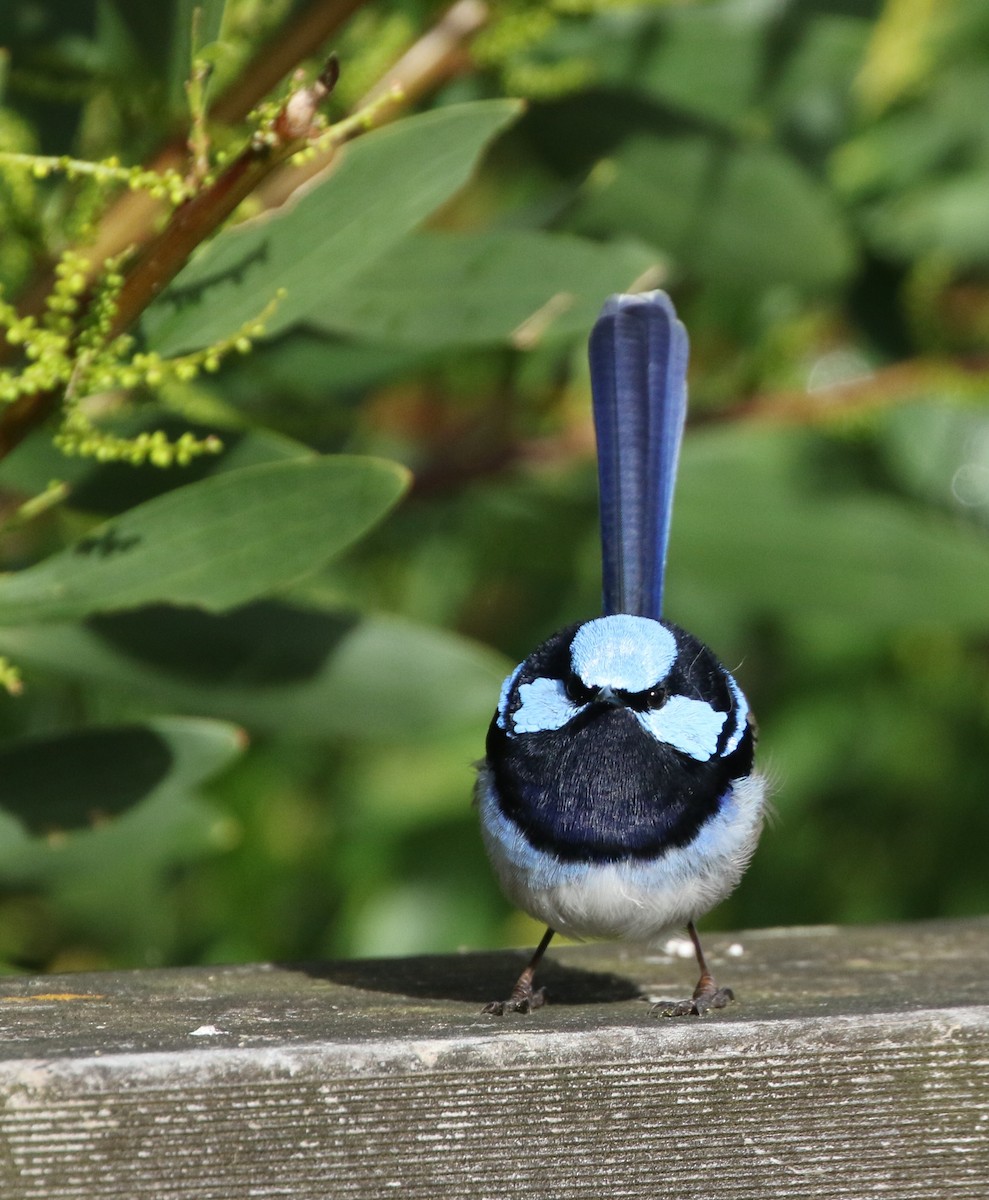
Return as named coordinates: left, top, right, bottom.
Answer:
left=486, top=705, right=754, bottom=863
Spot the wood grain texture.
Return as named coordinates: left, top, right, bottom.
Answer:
left=1, top=918, right=987, bottom=1198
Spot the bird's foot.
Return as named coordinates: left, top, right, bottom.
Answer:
left=652, top=975, right=734, bottom=1018
left=482, top=985, right=546, bottom=1016
left=482, top=928, right=555, bottom=1015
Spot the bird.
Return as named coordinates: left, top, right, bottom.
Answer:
left=475, top=290, right=766, bottom=1017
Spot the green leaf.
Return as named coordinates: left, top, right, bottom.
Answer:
left=860, top=169, right=989, bottom=263
left=309, top=230, right=659, bottom=348
left=0, top=456, right=409, bottom=624
left=219, top=332, right=425, bottom=406
left=0, top=718, right=244, bottom=958
left=0, top=717, right=243, bottom=836
left=832, top=67, right=989, bottom=264
left=667, top=425, right=989, bottom=640
left=879, top=403, right=989, bottom=528
left=143, top=100, right=523, bottom=355
left=0, top=603, right=507, bottom=740
left=766, top=14, right=871, bottom=150
left=834, top=67, right=989, bottom=201
left=608, top=2, right=767, bottom=127
left=572, top=134, right=856, bottom=291
left=501, top=3, right=767, bottom=128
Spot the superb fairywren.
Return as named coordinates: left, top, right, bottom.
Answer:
left=476, top=291, right=766, bottom=1016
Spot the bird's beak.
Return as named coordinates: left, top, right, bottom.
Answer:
left=594, top=685, right=622, bottom=706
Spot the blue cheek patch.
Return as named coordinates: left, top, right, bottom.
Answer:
left=512, top=677, right=582, bottom=735
left=571, top=615, right=676, bottom=691
left=723, top=672, right=749, bottom=756
left=496, top=663, right=524, bottom=731
left=638, top=695, right=727, bottom=761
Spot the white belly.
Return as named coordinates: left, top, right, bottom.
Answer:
left=475, top=769, right=767, bottom=943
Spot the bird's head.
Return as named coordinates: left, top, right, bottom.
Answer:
left=495, top=614, right=748, bottom=765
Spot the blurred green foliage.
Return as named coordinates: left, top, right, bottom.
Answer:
left=0, top=0, right=987, bottom=975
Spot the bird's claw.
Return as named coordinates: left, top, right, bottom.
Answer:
left=482, top=986, right=547, bottom=1016
left=652, top=983, right=734, bottom=1018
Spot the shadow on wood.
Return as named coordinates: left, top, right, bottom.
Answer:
left=295, top=948, right=645, bottom=1006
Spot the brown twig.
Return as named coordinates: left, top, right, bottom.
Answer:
left=108, top=59, right=340, bottom=342
left=701, top=353, right=989, bottom=427
left=0, top=0, right=491, bottom=462
left=210, top=0, right=366, bottom=127
left=4, top=0, right=372, bottom=333
left=254, top=0, right=489, bottom=211
left=472, top=353, right=989, bottom=494
left=357, top=0, right=488, bottom=109
left=0, top=63, right=341, bottom=461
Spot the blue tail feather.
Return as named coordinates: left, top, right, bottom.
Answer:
left=588, top=291, right=688, bottom=621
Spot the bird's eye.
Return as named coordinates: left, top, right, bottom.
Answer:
left=565, top=672, right=595, bottom=705
left=618, top=683, right=667, bottom=712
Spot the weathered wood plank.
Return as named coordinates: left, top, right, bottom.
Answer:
left=1, top=918, right=987, bottom=1198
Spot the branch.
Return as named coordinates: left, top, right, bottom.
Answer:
left=6, top=0, right=373, bottom=331
left=254, top=0, right=489, bottom=210
left=704, top=354, right=989, bottom=427
left=0, top=63, right=342, bottom=461
left=357, top=0, right=488, bottom=109
left=107, top=60, right=340, bottom=342
left=210, top=0, right=367, bottom=127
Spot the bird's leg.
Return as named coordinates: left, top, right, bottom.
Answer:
left=653, top=921, right=735, bottom=1018
left=483, top=927, right=555, bottom=1015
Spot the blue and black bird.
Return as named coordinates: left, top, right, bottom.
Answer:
left=476, top=291, right=766, bottom=1016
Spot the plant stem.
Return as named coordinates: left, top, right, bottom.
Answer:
left=256, top=0, right=489, bottom=211
left=0, top=64, right=340, bottom=462
left=210, top=0, right=366, bottom=127
left=3, top=0, right=374, bottom=340
left=0, top=1, right=489, bottom=461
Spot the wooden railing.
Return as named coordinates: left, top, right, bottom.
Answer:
left=2, top=917, right=987, bottom=1198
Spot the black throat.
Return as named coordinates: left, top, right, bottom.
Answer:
left=486, top=706, right=754, bottom=863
